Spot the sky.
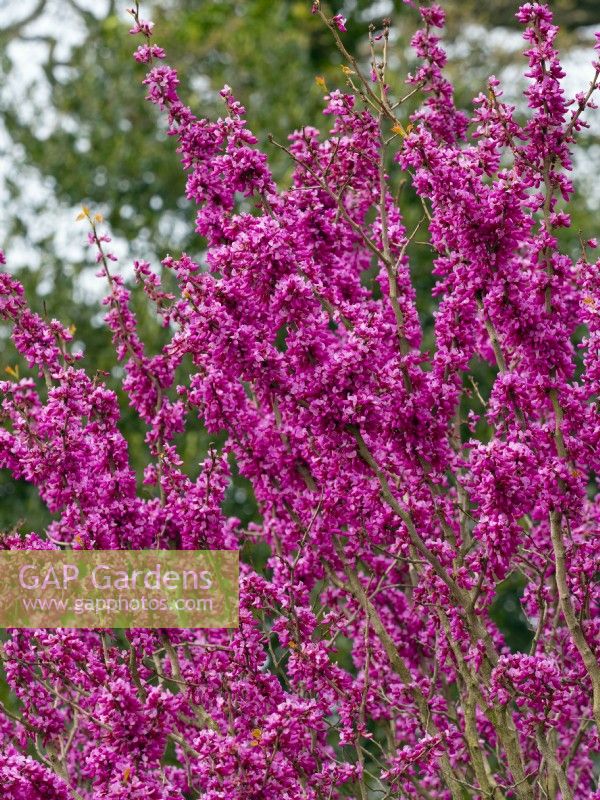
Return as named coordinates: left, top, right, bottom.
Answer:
left=0, top=0, right=127, bottom=296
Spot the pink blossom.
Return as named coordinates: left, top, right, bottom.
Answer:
left=332, top=14, right=347, bottom=32
left=0, top=3, right=599, bottom=797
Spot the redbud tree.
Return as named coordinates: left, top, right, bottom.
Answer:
left=0, top=2, right=599, bottom=798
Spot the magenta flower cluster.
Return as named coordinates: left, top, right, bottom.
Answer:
left=0, top=2, right=599, bottom=798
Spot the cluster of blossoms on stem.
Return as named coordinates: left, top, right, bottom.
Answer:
left=0, top=2, right=599, bottom=798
